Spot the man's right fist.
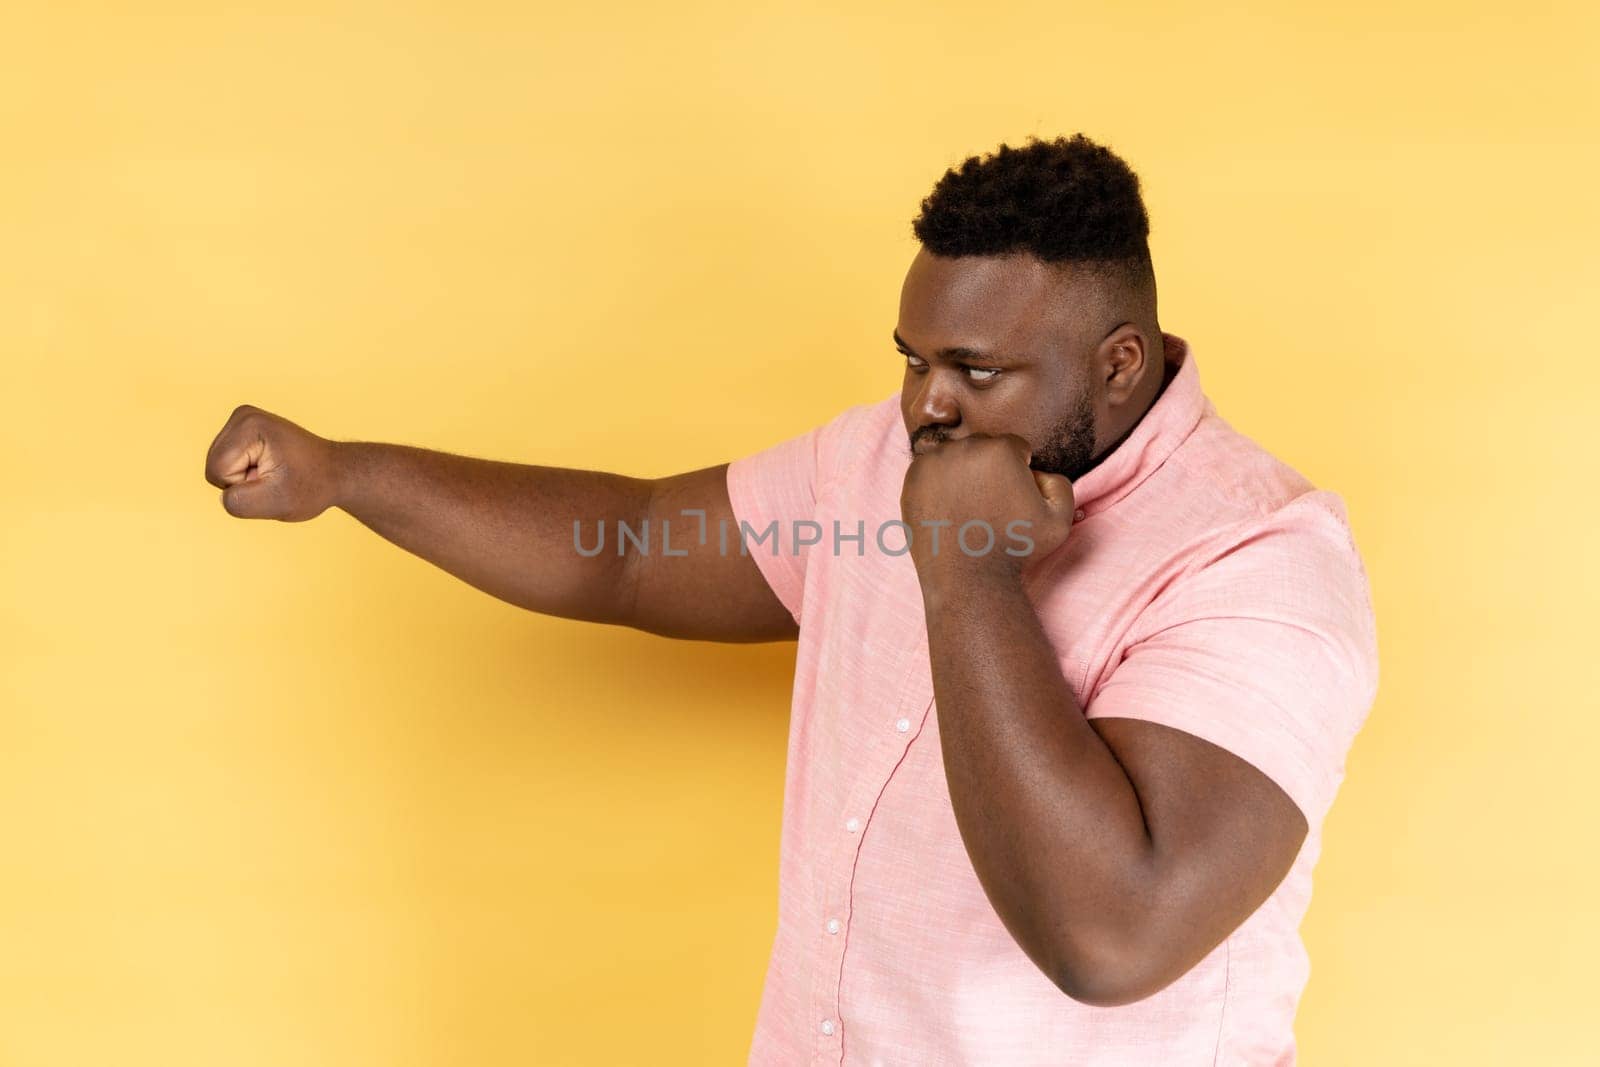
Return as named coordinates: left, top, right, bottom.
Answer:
left=204, top=404, right=341, bottom=521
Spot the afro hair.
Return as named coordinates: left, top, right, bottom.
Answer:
left=911, top=134, right=1154, bottom=295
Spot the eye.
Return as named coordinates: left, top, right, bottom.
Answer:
left=964, top=366, right=1001, bottom=383
left=899, top=350, right=927, bottom=371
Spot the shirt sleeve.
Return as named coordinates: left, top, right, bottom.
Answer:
left=724, top=399, right=889, bottom=627
left=1082, top=492, right=1380, bottom=826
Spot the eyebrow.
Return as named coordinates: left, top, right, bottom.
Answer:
left=893, top=330, right=1011, bottom=364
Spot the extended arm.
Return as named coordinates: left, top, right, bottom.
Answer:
left=204, top=404, right=796, bottom=642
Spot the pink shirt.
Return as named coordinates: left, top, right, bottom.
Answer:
left=725, top=333, right=1379, bottom=1065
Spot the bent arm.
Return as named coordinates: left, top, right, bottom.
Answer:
left=919, top=569, right=1306, bottom=1006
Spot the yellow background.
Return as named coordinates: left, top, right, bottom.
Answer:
left=3, top=2, right=1595, bottom=1064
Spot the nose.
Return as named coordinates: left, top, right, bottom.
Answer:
left=908, top=370, right=961, bottom=433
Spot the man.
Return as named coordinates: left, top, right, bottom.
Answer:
left=204, top=134, right=1378, bottom=1064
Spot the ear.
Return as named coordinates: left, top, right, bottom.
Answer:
left=1095, top=323, right=1150, bottom=409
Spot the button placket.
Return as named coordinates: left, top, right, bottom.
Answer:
left=809, top=637, right=931, bottom=1055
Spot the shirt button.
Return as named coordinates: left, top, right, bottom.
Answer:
left=845, top=817, right=861, bottom=833
left=820, top=1018, right=837, bottom=1036
left=826, top=918, right=841, bottom=935
left=895, top=717, right=910, bottom=733
left=1073, top=508, right=1086, bottom=521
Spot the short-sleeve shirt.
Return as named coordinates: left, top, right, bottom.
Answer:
left=724, top=333, right=1380, bottom=1066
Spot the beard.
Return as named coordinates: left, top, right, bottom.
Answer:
left=1028, top=389, right=1098, bottom=481
left=904, top=391, right=1099, bottom=481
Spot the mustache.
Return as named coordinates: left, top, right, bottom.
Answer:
left=909, top=428, right=1060, bottom=477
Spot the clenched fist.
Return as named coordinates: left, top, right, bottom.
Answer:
left=204, top=404, right=342, bottom=521
left=900, top=432, right=1077, bottom=581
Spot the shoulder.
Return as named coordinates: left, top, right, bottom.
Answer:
left=1185, top=412, right=1368, bottom=579
left=1134, top=407, right=1372, bottom=588
left=811, top=392, right=905, bottom=496
left=1122, top=412, right=1381, bottom=743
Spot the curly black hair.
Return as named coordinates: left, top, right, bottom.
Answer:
left=911, top=134, right=1154, bottom=298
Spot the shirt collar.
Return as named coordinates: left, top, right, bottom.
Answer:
left=1070, top=331, right=1207, bottom=517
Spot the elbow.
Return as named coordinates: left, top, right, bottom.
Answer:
left=1049, top=931, right=1182, bottom=1008
left=1052, top=966, right=1169, bottom=1009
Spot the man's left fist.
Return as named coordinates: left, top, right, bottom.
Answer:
left=899, top=433, right=1076, bottom=580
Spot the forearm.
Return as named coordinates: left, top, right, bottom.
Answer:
left=920, top=567, right=1156, bottom=999
left=332, top=441, right=649, bottom=624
